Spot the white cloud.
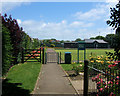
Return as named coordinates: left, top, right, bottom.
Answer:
left=1, top=2, right=31, bottom=13
left=74, top=6, right=107, bottom=21
left=19, top=19, right=93, bottom=40
left=70, top=21, right=94, bottom=28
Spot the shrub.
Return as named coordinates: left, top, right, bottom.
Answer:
left=50, top=44, right=55, bottom=47
left=2, top=25, right=13, bottom=76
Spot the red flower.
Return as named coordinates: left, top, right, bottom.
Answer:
left=38, top=51, right=41, bottom=53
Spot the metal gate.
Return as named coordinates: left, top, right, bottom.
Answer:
left=45, top=52, right=59, bottom=64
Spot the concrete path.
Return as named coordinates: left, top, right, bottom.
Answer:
left=33, top=48, right=77, bottom=95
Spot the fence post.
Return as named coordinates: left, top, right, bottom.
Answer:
left=118, top=60, right=120, bottom=94
left=40, top=47, right=41, bottom=63
left=60, top=52, right=61, bottom=64
left=57, top=52, right=59, bottom=64
left=84, top=60, right=89, bottom=96
left=45, top=53, right=47, bottom=64
left=21, top=48, right=24, bottom=63
left=42, top=48, right=44, bottom=64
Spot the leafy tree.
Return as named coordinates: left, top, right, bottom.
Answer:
left=104, top=34, right=116, bottom=48
left=106, top=1, right=120, bottom=60
left=75, top=38, right=81, bottom=42
left=90, top=37, right=95, bottom=39
left=95, top=36, right=105, bottom=40
left=2, top=14, right=24, bottom=64
left=90, top=36, right=105, bottom=40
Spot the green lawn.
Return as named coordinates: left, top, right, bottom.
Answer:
left=2, top=62, right=41, bottom=95
left=55, top=48, right=114, bottom=61
left=61, top=63, right=83, bottom=71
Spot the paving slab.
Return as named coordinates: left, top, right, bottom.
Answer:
left=33, top=48, right=77, bottom=95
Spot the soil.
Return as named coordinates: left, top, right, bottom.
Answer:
left=66, top=70, right=84, bottom=80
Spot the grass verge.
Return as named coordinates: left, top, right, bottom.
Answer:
left=2, top=62, right=41, bottom=96
left=61, top=63, right=83, bottom=71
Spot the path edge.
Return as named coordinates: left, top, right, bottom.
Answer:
left=31, top=64, right=43, bottom=94
left=58, top=64, right=80, bottom=95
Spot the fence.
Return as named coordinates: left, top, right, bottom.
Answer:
left=58, top=49, right=111, bottom=64
left=84, top=60, right=120, bottom=96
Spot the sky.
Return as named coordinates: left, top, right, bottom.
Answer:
left=1, top=0, right=119, bottom=40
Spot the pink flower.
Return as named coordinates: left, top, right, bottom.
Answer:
left=97, top=81, right=101, bottom=85
left=100, top=79, right=103, bottom=82
left=108, top=81, right=113, bottom=85
left=99, top=88, right=103, bottom=92
left=116, top=82, right=119, bottom=85
left=116, top=76, right=119, bottom=79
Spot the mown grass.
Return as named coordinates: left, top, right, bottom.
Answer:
left=55, top=48, right=114, bottom=61
left=2, top=62, right=41, bottom=95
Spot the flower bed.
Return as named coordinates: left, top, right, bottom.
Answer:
left=89, top=55, right=120, bottom=96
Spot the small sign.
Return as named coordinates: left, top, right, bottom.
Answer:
left=78, top=41, right=86, bottom=50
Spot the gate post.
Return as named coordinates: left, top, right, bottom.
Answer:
left=57, top=52, right=59, bottom=64
left=21, top=48, right=24, bottom=63
left=40, top=47, right=41, bottom=63
left=60, top=52, right=61, bottom=64
left=84, top=60, right=89, bottom=96
left=42, top=48, right=44, bottom=64
left=45, top=53, right=47, bottom=64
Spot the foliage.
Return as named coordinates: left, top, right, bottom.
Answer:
left=89, top=55, right=120, bottom=96
left=104, top=34, right=116, bottom=48
left=2, top=14, right=24, bottom=64
left=106, top=1, right=120, bottom=60
left=75, top=38, right=82, bottom=42
left=90, top=36, right=105, bottom=40
left=50, top=44, right=55, bottom=47
left=2, top=25, right=13, bottom=76
left=72, top=63, right=83, bottom=75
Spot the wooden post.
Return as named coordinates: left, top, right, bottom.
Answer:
left=84, top=60, right=89, bottom=96
left=21, top=48, right=24, bottom=63
left=42, top=48, right=44, bottom=64
left=40, top=47, right=41, bottom=63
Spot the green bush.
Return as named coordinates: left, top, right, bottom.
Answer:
left=2, top=25, right=13, bottom=76
left=50, top=44, right=55, bottom=47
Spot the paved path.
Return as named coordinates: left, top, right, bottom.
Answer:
left=33, top=48, right=76, bottom=95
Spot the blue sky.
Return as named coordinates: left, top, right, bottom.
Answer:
left=1, top=1, right=118, bottom=40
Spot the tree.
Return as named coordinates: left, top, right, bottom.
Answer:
left=106, top=1, right=120, bottom=60
left=2, top=14, right=24, bottom=64
left=75, top=38, right=81, bottom=42
left=90, top=37, right=95, bottom=39
left=2, top=25, right=13, bottom=75
left=95, top=36, right=105, bottom=40
left=90, top=36, right=105, bottom=40
left=104, top=34, right=116, bottom=48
